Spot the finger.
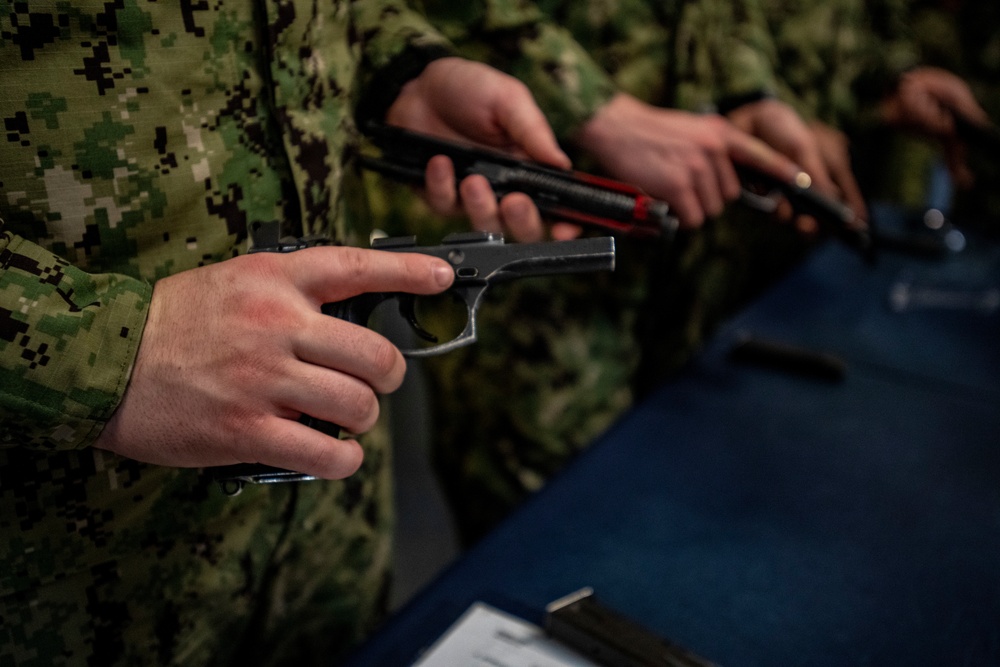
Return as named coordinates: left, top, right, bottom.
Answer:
left=459, top=174, right=503, bottom=233
left=903, top=85, right=954, bottom=136
left=944, top=141, right=975, bottom=190
left=919, top=94, right=955, bottom=136
left=550, top=222, right=583, bottom=240
left=689, top=158, right=726, bottom=218
left=251, top=415, right=365, bottom=480
left=827, top=160, right=869, bottom=222
left=926, top=74, right=990, bottom=125
left=423, top=154, right=460, bottom=215
left=498, top=192, right=545, bottom=242
left=293, top=315, right=407, bottom=395
left=766, top=132, right=838, bottom=199
left=795, top=155, right=838, bottom=200
left=710, top=149, right=743, bottom=203
left=668, top=187, right=707, bottom=229
left=795, top=213, right=820, bottom=236
left=727, top=132, right=800, bottom=184
left=279, top=246, right=455, bottom=305
left=950, top=95, right=989, bottom=124
left=773, top=197, right=795, bottom=224
left=271, top=357, right=386, bottom=434
left=495, top=87, right=572, bottom=169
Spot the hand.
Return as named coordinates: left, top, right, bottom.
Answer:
left=729, top=97, right=857, bottom=233
left=881, top=66, right=990, bottom=189
left=572, top=93, right=801, bottom=229
left=94, top=247, right=455, bottom=479
left=386, top=57, right=571, bottom=242
left=808, top=120, right=869, bottom=222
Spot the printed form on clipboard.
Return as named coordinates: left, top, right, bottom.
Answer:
left=412, top=602, right=599, bottom=667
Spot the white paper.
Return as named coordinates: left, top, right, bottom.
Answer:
left=411, top=602, right=600, bottom=667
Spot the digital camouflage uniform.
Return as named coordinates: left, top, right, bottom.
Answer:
left=759, top=0, right=1000, bottom=223
left=754, top=0, right=915, bottom=127
left=0, top=2, right=450, bottom=665
left=392, top=0, right=809, bottom=545
left=892, top=0, right=1000, bottom=224
left=752, top=0, right=928, bottom=209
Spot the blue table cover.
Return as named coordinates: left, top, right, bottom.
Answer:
left=344, top=228, right=1000, bottom=667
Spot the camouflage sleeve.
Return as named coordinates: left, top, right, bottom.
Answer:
left=427, top=0, right=778, bottom=125
left=352, top=0, right=452, bottom=73
left=756, top=0, right=919, bottom=128
left=418, top=0, right=618, bottom=141
left=755, top=0, right=857, bottom=124
left=500, top=22, right=619, bottom=141
left=0, top=228, right=150, bottom=451
left=351, top=0, right=455, bottom=123
left=850, top=0, right=921, bottom=128
left=868, top=0, right=921, bottom=79
left=708, top=0, right=782, bottom=107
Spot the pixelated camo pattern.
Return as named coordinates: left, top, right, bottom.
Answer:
left=529, top=0, right=781, bottom=112
left=758, top=0, right=1000, bottom=221
left=397, top=0, right=810, bottom=544
left=416, top=0, right=617, bottom=141
left=754, top=0, right=917, bottom=126
left=419, top=0, right=781, bottom=139
left=468, top=0, right=916, bottom=126
left=856, top=1, right=1000, bottom=222
left=919, top=1, right=1000, bottom=224
left=1, top=1, right=448, bottom=664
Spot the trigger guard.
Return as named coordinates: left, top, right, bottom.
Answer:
left=401, top=331, right=478, bottom=358
left=398, top=295, right=438, bottom=343
left=401, top=291, right=478, bottom=357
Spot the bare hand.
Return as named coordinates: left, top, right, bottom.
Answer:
left=573, top=93, right=800, bottom=229
left=881, top=67, right=990, bottom=189
left=94, top=247, right=455, bottom=479
left=808, top=120, right=869, bottom=221
left=386, top=57, right=571, bottom=242
left=729, top=98, right=855, bottom=233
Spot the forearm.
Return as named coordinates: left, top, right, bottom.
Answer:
left=0, top=231, right=150, bottom=451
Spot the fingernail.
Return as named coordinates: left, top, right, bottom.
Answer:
left=433, top=264, right=454, bottom=287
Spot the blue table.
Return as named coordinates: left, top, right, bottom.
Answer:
left=344, top=228, right=1000, bottom=667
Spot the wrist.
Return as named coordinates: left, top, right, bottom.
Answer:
left=355, top=45, right=454, bottom=126
left=572, top=92, right=642, bottom=157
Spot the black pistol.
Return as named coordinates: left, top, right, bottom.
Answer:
left=737, top=165, right=875, bottom=261
left=359, top=122, right=679, bottom=240
left=212, top=231, right=616, bottom=494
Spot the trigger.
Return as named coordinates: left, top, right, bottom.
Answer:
left=399, top=295, right=438, bottom=343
